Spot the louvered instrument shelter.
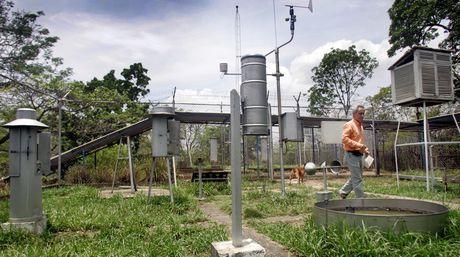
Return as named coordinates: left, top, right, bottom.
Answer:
left=389, top=47, right=454, bottom=107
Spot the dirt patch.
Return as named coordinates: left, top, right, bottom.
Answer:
left=100, top=186, right=170, bottom=198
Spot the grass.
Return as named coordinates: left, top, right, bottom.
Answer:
left=0, top=185, right=227, bottom=257
left=0, top=176, right=459, bottom=257
left=214, top=178, right=460, bottom=257
left=218, top=184, right=315, bottom=218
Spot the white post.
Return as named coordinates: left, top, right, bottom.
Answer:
left=230, top=89, right=243, bottom=247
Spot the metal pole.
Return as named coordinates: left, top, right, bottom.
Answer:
left=230, top=89, right=243, bottom=247
left=111, top=138, right=122, bottom=193
left=256, top=136, right=260, bottom=177
left=57, top=91, right=71, bottom=184
left=172, top=156, right=177, bottom=187
left=452, top=113, right=460, bottom=134
left=422, top=101, right=430, bottom=191
left=57, top=100, right=62, bottom=184
left=198, top=161, right=203, bottom=199
left=268, top=104, right=274, bottom=180
left=127, top=136, right=136, bottom=193
left=394, top=121, right=400, bottom=189
left=311, top=128, right=316, bottom=164
left=275, top=49, right=286, bottom=196
left=371, top=105, right=379, bottom=176
left=221, top=102, right=225, bottom=168
left=166, top=157, right=174, bottom=203
left=323, top=166, right=327, bottom=191
left=147, top=158, right=155, bottom=201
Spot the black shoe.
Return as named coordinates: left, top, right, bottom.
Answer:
left=339, top=193, right=348, bottom=199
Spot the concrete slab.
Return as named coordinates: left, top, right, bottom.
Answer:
left=2, top=216, right=47, bottom=234
left=211, top=238, right=266, bottom=257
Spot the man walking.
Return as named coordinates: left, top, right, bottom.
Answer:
left=339, top=105, right=369, bottom=199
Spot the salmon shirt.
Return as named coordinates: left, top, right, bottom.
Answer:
left=342, top=119, right=366, bottom=153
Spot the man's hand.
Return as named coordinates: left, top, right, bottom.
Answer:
left=361, top=145, right=369, bottom=154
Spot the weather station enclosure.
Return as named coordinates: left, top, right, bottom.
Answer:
left=281, top=112, right=304, bottom=142
left=389, top=47, right=457, bottom=191
left=240, top=54, right=269, bottom=136
left=148, top=106, right=180, bottom=203
left=2, top=108, right=50, bottom=234
left=389, top=47, right=454, bottom=107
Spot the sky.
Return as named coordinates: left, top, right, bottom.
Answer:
left=15, top=0, right=424, bottom=111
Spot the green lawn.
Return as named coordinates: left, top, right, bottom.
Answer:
left=0, top=177, right=459, bottom=257
left=0, top=185, right=227, bottom=257
left=215, top=179, right=460, bottom=257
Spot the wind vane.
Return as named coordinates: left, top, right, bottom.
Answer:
left=288, top=0, right=313, bottom=13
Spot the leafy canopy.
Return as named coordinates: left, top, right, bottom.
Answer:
left=0, top=0, right=59, bottom=84
left=308, top=45, right=378, bottom=117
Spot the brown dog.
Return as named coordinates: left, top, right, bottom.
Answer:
left=289, top=166, right=305, bottom=184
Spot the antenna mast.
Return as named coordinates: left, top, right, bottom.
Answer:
left=235, top=5, right=242, bottom=89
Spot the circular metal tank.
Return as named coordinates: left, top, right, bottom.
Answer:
left=240, top=54, right=269, bottom=135
left=313, top=198, right=449, bottom=234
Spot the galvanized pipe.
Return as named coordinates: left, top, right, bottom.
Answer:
left=396, top=141, right=460, bottom=147
left=275, top=49, right=286, bottom=196
left=57, top=100, right=62, bottom=184
left=147, top=158, right=155, bottom=201
left=230, top=89, right=243, bottom=247
left=394, top=121, right=401, bottom=189
left=268, top=104, right=274, bottom=180
left=453, top=114, right=460, bottom=134
left=198, top=161, right=203, bottom=199
left=172, top=156, right=177, bottom=187
left=422, top=102, right=430, bottom=191
left=166, top=157, right=174, bottom=204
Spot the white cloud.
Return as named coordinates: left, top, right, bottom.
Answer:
left=285, top=39, right=402, bottom=102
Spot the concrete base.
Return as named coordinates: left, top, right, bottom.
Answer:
left=316, top=191, right=333, bottom=202
left=211, top=238, right=266, bottom=257
left=1, top=216, right=47, bottom=235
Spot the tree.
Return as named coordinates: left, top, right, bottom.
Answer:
left=0, top=0, right=59, bottom=85
left=365, top=86, right=415, bottom=121
left=308, top=45, right=378, bottom=117
left=62, top=64, right=151, bottom=148
left=388, top=0, right=460, bottom=87
left=181, top=123, right=204, bottom=167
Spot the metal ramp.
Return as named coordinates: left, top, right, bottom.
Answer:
left=50, top=118, right=151, bottom=170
